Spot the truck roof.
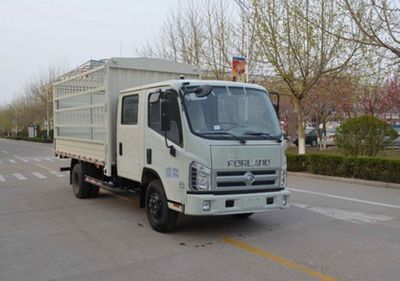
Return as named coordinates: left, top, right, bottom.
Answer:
left=120, top=79, right=267, bottom=95
left=55, top=57, right=200, bottom=84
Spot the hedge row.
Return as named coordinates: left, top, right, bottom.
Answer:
left=3, top=136, right=53, bottom=143
left=287, top=153, right=400, bottom=184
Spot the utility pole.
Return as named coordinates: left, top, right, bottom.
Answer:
left=42, top=83, right=52, bottom=140
left=46, top=85, right=50, bottom=140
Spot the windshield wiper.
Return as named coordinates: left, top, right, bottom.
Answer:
left=243, top=131, right=282, bottom=143
left=201, top=131, right=246, bottom=144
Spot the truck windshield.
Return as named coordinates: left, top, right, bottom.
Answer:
left=183, top=86, right=282, bottom=140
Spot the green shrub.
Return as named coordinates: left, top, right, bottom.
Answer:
left=3, top=136, right=52, bottom=143
left=17, top=131, right=28, bottom=138
left=38, top=129, right=54, bottom=139
left=336, top=115, right=398, bottom=156
left=286, top=154, right=308, bottom=171
left=21, top=137, right=52, bottom=143
left=308, top=154, right=351, bottom=177
left=287, top=153, right=400, bottom=184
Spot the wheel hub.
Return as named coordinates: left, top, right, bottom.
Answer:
left=148, top=193, right=162, bottom=218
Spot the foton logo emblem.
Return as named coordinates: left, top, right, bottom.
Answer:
left=244, top=171, right=256, bottom=186
left=227, top=159, right=271, bottom=167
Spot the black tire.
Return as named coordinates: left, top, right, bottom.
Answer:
left=146, top=180, right=177, bottom=233
left=88, top=186, right=100, bottom=198
left=71, top=163, right=90, bottom=199
left=233, top=212, right=254, bottom=218
left=311, top=139, right=317, bottom=147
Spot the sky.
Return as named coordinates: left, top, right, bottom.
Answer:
left=0, top=0, right=176, bottom=105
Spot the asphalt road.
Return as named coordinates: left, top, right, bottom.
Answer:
left=1, top=138, right=400, bottom=281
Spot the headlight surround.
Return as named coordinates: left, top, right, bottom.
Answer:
left=189, top=162, right=211, bottom=191
left=280, top=168, right=287, bottom=188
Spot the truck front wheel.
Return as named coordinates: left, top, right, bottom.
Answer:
left=146, top=180, right=177, bottom=233
left=71, top=163, right=90, bottom=199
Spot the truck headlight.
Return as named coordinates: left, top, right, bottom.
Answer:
left=190, top=162, right=211, bottom=191
left=280, top=168, right=287, bottom=188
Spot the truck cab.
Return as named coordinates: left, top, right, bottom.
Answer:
left=116, top=80, right=289, bottom=232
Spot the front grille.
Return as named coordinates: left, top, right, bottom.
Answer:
left=217, top=170, right=275, bottom=177
left=215, top=169, right=277, bottom=189
left=217, top=180, right=275, bottom=187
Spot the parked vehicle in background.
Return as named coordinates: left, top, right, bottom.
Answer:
left=293, top=127, right=336, bottom=147
left=324, top=128, right=337, bottom=146
left=53, top=57, right=290, bottom=232
left=390, top=125, right=400, bottom=148
left=293, top=127, right=317, bottom=147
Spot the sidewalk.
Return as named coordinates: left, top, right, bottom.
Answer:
left=289, top=172, right=400, bottom=190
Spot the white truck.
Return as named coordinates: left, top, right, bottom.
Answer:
left=53, top=57, right=289, bottom=232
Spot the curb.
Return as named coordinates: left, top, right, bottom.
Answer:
left=288, top=172, right=400, bottom=190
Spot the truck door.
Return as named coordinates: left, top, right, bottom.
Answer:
left=117, top=93, right=143, bottom=181
left=144, top=89, right=185, bottom=203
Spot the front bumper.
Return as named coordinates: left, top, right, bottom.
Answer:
left=184, top=189, right=290, bottom=216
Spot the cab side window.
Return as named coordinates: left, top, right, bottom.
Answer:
left=122, top=95, right=139, bottom=125
left=148, top=91, right=183, bottom=146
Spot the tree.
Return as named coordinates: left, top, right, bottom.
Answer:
left=0, top=66, right=61, bottom=138
left=384, top=76, right=400, bottom=122
left=343, top=0, right=400, bottom=63
left=137, top=0, right=259, bottom=81
left=0, top=105, right=14, bottom=136
left=347, top=54, right=399, bottom=119
left=137, top=1, right=204, bottom=67
left=356, top=77, right=388, bottom=117
left=302, top=75, right=357, bottom=149
left=248, top=0, right=360, bottom=154
left=29, top=67, right=60, bottom=138
left=201, top=0, right=235, bottom=79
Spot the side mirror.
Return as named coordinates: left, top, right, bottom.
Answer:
left=161, top=100, right=171, bottom=132
left=194, top=85, right=212, bottom=97
left=269, top=91, right=280, bottom=118
left=149, top=92, right=160, bottom=104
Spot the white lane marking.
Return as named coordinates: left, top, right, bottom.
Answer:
left=44, top=157, right=54, bottom=162
left=33, top=158, right=41, bottom=162
left=32, top=172, right=47, bottom=179
left=14, top=155, right=29, bottom=162
left=8, top=159, right=16, bottom=163
left=289, top=188, right=400, bottom=210
left=293, top=203, right=394, bottom=224
left=50, top=171, right=65, bottom=178
left=35, top=163, right=53, bottom=172
left=2, top=150, right=9, bottom=154
left=0, top=174, right=5, bottom=182
left=13, top=173, right=27, bottom=180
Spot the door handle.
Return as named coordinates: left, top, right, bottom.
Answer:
left=119, top=142, right=123, bottom=156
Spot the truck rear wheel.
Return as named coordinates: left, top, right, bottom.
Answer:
left=146, top=180, right=177, bottom=233
left=71, top=163, right=90, bottom=199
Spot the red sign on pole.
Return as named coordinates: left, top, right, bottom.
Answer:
left=232, top=56, right=246, bottom=82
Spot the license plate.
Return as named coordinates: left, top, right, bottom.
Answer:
left=243, top=197, right=263, bottom=209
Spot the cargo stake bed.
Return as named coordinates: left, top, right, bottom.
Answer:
left=54, top=57, right=289, bottom=233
